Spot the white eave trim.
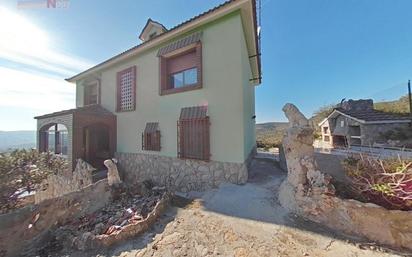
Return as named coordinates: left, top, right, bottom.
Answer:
left=318, top=109, right=411, bottom=126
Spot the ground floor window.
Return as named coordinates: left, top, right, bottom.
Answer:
left=40, top=124, right=68, bottom=156
left=177, top=106, right=210, bottom=161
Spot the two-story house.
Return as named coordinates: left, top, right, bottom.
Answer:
left=34, top=0, right=261, bottom=191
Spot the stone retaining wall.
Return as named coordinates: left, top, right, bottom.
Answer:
left=0, top=179, right=112, bottom=257
left=34, top=159, right=95, bottom=204
left=115, top=151, right=254, bottom=192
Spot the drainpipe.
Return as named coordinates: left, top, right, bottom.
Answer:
left=409, top=80, right=412, bottom=126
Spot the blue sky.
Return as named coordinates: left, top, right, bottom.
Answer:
left=0, top=0, right=412, bottom=130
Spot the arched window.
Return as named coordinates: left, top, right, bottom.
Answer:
left=40, top=124, right=68, bottom=156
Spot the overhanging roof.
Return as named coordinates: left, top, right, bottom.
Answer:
left=318, top=108, right=411, bottom=126
left=66, top=0, right=261, bottom=85
left=34, top=105, right=114, bottom=120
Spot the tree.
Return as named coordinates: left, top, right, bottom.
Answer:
left=0, top=149, right=68, bottom=213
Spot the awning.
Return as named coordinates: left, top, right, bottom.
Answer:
left=157, top=32, right=202, bottom=56
left=180, top=105, right=208, bottom=120
left=144, top=122, right=159, bottom=133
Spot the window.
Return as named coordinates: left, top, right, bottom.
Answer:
left=39, top=123, right=68, bottom=156
left=324, top=135, right=330, bottom=142
left=177, top=106, right=210, bottom=161
left=159, top=43, right=202, bottom=95
left=170, top=68, right=198, bottom=88
left=340, top=120, right=345, bottom=127
left=142, top=122, right=161, bottom=151
left=323, top=126, right=329, bottom=134
left=116, top=66, right=136, bottom=112
left=84, top=83, right=99, bottom=105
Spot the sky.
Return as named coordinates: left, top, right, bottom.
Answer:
left=1, top=0, right=412, bottom=130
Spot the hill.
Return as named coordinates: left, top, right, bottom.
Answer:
left=374, top=95, right=410, bottom=114
left=0, top=131, right=36, bottom=152
left=256, top=122, right=288, bottom=149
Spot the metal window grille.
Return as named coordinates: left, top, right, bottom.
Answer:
left=142, top=122, right=161, bottom=151
left=177, top=106, right=210, bottom=161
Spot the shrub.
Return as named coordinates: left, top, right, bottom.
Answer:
left=0, top=149, right=68, bottom=213
left=342, top=155, right=412, bottom=210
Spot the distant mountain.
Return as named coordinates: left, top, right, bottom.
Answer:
left=0, top=131, right=36, bottom=152
left=256, top=122, right=288, bottom=148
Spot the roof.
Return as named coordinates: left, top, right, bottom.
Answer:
left=66, top=0, right=260, bottom=84
left=34, top=105, right=115, bottom=119
left=319, top=108, right=411, bottom=125
left=138, top=19, right=168, bottom=41
left=180, top=105, right=208, bottom=120
left=157, top=31, right=202, bottom=56
left=144, top=122, right=159, bottom=133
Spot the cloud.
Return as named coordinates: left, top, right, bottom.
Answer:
left=0, top=67, right=75, bottom=111
left=0, top=6, right=94, bottom=77
left=0, top=6, right=96, bottom=130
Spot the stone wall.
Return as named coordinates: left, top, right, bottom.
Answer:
left=361, top=122, right=410, bottom=146
left=278, top=103, right=412, bottom=251
left=0, top=179, right=112, bottom=257
left=34, top=159, right=95, bottom=204
left=115, top=150, right=254, bottom=192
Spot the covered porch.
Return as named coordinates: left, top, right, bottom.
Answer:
left=35, top=105, right=117, bottom=171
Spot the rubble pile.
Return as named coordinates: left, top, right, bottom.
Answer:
left=63, top=186, right=166, bottom=237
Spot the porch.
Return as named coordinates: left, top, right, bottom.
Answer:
left=34, top=105, right=116, bottom=171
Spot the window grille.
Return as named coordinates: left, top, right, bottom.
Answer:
left=142, top=122, right=161, bottom=151
left=117, top=66, right=136, bottom=111
left=177, top=106, right=210, bottom=161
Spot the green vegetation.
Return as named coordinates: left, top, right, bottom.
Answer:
left=0, top=149, right=68, bottom=213
left=256, top=122, right=288, bottom=150
left=374, top=95, right=410, bottom=114
left=342, top=155, right=412, bottom=210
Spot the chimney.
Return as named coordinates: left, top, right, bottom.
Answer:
left=340, top=99, right=373, bottom=112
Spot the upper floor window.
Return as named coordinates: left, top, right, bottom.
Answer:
left=159, top=42, right=202, bottom=95
left=84, top=82, right=99, bottom=105
left=116, top=66, right=136, bottom=112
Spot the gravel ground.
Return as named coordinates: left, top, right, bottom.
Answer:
left=60, top=158, right=407, bottom=257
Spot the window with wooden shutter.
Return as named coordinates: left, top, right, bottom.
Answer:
left=177, top=106, right=210, bottom=161
left=158, top=33, right=202, bottom=96
left=116, top=66, right=136, bottom=112
left=84, top=82, right=99, bottom=105
left=142, top=122, right=161, bottom=151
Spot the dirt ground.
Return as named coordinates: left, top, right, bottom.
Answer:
left=55, top=157, right=408, bottom=257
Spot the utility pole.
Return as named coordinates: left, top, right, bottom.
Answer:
left=409, top=80, right=412, bottom=123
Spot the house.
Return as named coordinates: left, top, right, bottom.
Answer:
left=34, top=0, right=261, bottom=191
left=318, top=99, right=411, bottom=148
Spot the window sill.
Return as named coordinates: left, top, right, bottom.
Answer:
left=160, top=84, right=202, bottom=96
left=116, top=108, right=136, bottom=113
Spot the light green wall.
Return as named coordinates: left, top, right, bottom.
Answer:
left=77, top=12, right=255, bottom=163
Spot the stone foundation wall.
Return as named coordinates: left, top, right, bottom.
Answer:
left=34, top=159, right=95, bottom=204
left=115, top=151, right=253, bottom=192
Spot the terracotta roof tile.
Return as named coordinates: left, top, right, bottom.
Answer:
left=34, top=105, right=114, bottom=119
left=180, top=105, right=208, bottom=120
left=336, top=108, right=411, bottom=122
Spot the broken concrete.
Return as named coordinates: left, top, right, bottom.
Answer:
left=279, top=103, right=412, bottom=251
left=0, top=179, right=111, bottom=257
